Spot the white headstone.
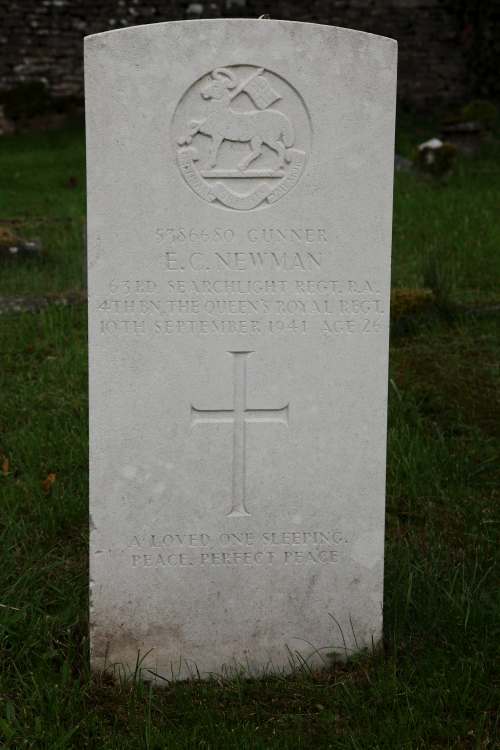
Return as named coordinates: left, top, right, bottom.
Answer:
left=86, top=19, right=397, bottom=680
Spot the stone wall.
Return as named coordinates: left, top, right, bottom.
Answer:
left=0, top=0, right=485, bottom=109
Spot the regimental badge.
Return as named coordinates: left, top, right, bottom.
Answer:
left=172, top=65, right=311, bottom=210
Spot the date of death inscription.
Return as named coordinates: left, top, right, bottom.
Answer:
left=128, top=530, right=347, bottom=568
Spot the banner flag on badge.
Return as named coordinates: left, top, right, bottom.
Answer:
left=243, top=73, right=281, bottom=109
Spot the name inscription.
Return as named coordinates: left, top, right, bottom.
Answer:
left=158, top=225, right=326, bottom=272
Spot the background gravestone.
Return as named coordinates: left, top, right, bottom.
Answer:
left=86, top=19, right=397, bottom=680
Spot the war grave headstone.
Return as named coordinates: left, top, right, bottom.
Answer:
left=85, top=19, right=397, bottom=680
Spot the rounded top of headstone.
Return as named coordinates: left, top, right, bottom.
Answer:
left=84, top=19, right=397, bottom=50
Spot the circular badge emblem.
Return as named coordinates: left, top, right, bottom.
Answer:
left=172, top=65, right=311, bottom=210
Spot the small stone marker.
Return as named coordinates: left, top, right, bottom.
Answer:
left=86, top=19, right=397, bottom=680
left=0, top=226, right=42, bottom=260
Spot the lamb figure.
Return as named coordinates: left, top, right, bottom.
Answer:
left=178, top=68, right=295, bottom=171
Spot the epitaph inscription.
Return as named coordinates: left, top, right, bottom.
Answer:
left=129, top=529, right=347, bottom=568
left=191, top=351, right=289, bottom=516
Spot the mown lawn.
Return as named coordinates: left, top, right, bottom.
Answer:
left=0, top=118, right=499, bottom=748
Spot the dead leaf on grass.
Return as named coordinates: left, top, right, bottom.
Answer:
left=42, top=472, right=57, bottom=493
left=1, top=457, right=9, bottom=476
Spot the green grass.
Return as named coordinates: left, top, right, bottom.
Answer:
left=0, top=119, right=499, bottom=747
left=392, top=155, right=500, bottom=299
left=0, top=122, right=85, bottom=295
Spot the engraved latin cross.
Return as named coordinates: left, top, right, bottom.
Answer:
left=191, top=351, right=289, bottom=517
